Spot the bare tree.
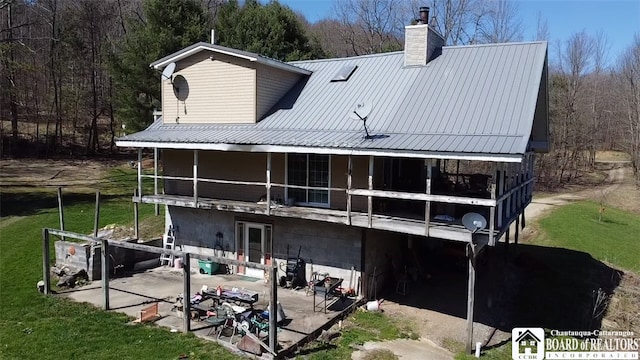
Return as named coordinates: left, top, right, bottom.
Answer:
left=427, top=0, right=488, bottom=45
left=331, top=0, right=406, bottom=56
left=617, top=35, right=640, bottom=185
left=534, top=12, right=549, bottom=41
left=478, top=0, right=523, bottom=43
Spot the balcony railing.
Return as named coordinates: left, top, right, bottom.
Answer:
left=134, top=149, right=535, bottom=246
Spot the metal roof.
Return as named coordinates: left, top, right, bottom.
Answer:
left=150, top=42, right=312, bottom=75
left=120, top=41, right=548, bottom=159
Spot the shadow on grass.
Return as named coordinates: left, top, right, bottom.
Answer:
left=385, top=242, right=622, bottom=332
left=0, top=191, right=124, bottom=218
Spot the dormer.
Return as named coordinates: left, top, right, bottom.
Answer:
left=152, top=43, right=311, bottom=124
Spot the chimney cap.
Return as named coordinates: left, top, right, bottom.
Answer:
left=418, top=6, right=430, bottom=25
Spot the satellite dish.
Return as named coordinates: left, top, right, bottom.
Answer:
left=349, top=101, right=374, bottom=139
left=462, top=212, right=487, bottom=233
left=172, top=75, right=189, bottom=101
left=349, top=101, right=372, bottom=121
left=161, top=62, right=176, bottom=81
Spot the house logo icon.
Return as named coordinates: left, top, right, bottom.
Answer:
left=512, top=327, right=544, bottom=360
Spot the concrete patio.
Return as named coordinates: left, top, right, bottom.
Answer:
left=59, top=264, right=359, bottom=357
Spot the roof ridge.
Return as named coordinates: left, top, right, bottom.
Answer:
left=445, top=41, right=547, bottom=50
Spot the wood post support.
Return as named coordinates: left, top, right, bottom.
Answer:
left=466, top=243, right=477, bottom=354
left=102, top=239, right=110, bottom=310
left=183, top=253, right=190, bottom=333
left=269, top=265, right=278, bottom=356
left=154, top=147, right=159, bottom=216
left=42, top=228, right=51, bottom=295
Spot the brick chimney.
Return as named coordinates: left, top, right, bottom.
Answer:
left=404, top=6, right=445, bottom=67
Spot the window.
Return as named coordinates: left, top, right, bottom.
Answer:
left=286, top=154, right=330, bottom=206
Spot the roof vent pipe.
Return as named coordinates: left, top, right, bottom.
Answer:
left=419, top=6, right=429, bottom=25
left=210, top=29, right=215, bottom=44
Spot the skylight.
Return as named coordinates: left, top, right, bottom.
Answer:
left=330, top=65, right=357, bottom=82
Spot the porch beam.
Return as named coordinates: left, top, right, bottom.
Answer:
left=367, top=155, right=373, bottom=228
left=348, top=189, right=497, bottom=207
left=266, top=152, right=272, bottom=216
left=137, top=148, right=142, bottom=199
left=193, top=150, right=198, bottom=206
left=347, top=155, right=352, bottom=225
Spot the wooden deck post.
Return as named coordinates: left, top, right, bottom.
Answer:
left=154, top=147, right=159, bottom=216
left=424, top=159, right=432, bottom=236
left=102, top=239, right=110, bottom=310
left=505, top=163, right=512, bottom=223
left=269, top=264, right=278, bottom=356
left=137, top=148, right=142, bottom=199
left=496, top=164, right=504, bottom=229
left=42, top=228, right=51, bottom=295
left=489, top=163, right=497, bottom=246
left=183, top=252, right=190, bottom=333
left=514, top=215, right=520, bottom=245
left=367, top=155, right=373, bottom=228
left=504, top=227, right=510, bottom=262
left=466, top=243, right=477, bottom=354
left=193, top=150, right=198, bottom=207
left=93, top=191, right=101, bottom=238
left=57, top=187, right=65, bottom=241
left=347, top=155, right=352, bottom=225
left=266, top=153, right=272, bottom=215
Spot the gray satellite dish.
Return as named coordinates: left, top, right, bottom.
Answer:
left=349, top=101, right=372, bottom=121
left=462, top=212, right=487, bottom=233
left=161, top=62, right=176, bottom=81
left=349, top=101, right=373, bottom=138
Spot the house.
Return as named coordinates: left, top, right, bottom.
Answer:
left=515, top=329, right=542, bottom=355
left=116, top=18, right=548, bottom=307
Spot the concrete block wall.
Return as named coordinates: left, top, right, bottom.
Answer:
left=55, top=239, right=162, bottom=281
left=54, top=241, right=97, bottom=280
left=166, top=206, right=363, bottom=291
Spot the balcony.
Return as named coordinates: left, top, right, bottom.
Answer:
left=133, top=150, right=535, bottom=246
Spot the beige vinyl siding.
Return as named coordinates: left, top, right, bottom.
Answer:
left=330, top=155, right=368, bottom=212
left=163, top=150, right=285, bottom=203
left=162, top=51, right=256, bottom=124
left=256, top=64, right=301, bottom=120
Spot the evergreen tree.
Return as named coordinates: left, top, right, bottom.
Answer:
left=110, top=0, right=211, bottom=131
left=215, top=0, right=324, bottom=62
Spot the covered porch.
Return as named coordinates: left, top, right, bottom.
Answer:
left=133, top=147, right=536, bottom=246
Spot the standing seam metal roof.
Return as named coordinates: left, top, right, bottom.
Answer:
left=120, top=41, right=547, bottom=156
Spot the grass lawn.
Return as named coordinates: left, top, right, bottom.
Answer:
left=298, top=311, right=416, bottom=360
left=0, top=170, right=240, bottom=359
left=532, top=201, right=640, bottom=272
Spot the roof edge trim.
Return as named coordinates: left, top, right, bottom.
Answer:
left=151, top=43, right=311, bottom=76
left=115, top=140, right=524, bottom=163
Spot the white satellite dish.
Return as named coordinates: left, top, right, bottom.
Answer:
left=349, top=101, right=372, bottom=121
left=462, top=212, right=487, bottom=233
left=161, top=62, right=176, bottom=81
left=349, top=101, right=373, bottom=138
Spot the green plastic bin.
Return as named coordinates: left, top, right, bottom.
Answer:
left=198, top=259, right=219, bottom=275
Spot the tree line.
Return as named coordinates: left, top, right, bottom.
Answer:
left=1, top=0, right=638, bottom=186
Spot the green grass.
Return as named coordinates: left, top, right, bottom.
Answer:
left=299, top=311, right=412, bottom=360
left=0, top=172, right=239, bottom=359
left=532, top=201, right=640, bottom=272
